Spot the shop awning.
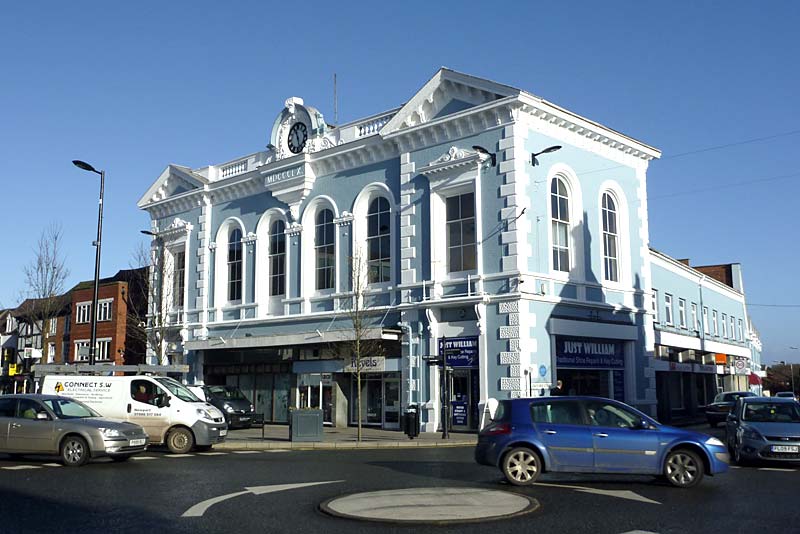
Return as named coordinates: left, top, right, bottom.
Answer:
left=748, top=372, right=762, bottom=385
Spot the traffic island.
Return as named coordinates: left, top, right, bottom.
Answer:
left=319, top=487, right=539, bottom=525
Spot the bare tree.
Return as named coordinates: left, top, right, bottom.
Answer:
left=128, top=240, right=174, bottom=365
left=18, top=224, right=70, bottom=361
left=336, top=249, right=386, bottom=442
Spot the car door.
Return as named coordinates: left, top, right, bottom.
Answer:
left=7, top=399, right=55, bottom=453
left=127, top=379, right=170, bottom=442
left=725, top=398, right=743, bottom=449
left=0, top=398, right=16, bottom=450
left=584, top=399, right=660, bottom=474
left=531, top=399, right=594, bottom=471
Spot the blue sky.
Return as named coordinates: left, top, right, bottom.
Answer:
left=2, top=1, right=798, bottom=363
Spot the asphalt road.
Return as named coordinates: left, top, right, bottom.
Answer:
left=1, top=427, right=798, bottom=534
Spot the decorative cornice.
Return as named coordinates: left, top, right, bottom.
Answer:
left=416, top=146, right=481, bottom=176
left=286, top=223, right=303, bottom=237
left=334, top=211, right=354, bottom=226
left=242, top=232, right=257, bottom=244
left=157, top=217, right=194, bottom=240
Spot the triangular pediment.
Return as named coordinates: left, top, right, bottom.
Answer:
left=137, top=164, right=208, bottom=208
left=380, top=68, right=520, bottom=136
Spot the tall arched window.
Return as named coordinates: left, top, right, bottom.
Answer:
left=315, top=209, right=335, bottom=290
left=269, top=220, right=286, bottom=296
left=367, top=197, right=391, bottom=283
left=551, top=178, right=570, bottom=272
left=602, top=192, right=619, bottom=282
left=227, top=228, right=243, bottom=301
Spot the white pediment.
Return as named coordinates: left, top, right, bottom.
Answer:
left=137, top=165, right=208, bottom=208
left=379, top=68, right=519, bottom=136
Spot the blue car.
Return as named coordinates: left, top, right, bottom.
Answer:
left=475, top=396, right=729, bottom=488
left=725, top=396, right=800, bottom=464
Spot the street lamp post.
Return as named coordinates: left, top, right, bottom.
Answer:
left=72, top=160, right=105, bottom=366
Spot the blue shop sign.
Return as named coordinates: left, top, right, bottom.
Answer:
left=556, top=336, right=624, bottom=369
left=438, top=337, right=479, bottom=367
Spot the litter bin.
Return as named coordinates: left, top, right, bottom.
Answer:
left=289, top=408, right=324, bottom=442
left=402, top=405, right=420, bottom=439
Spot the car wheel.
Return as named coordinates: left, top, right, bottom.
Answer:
left=664, top=449, right=704, bottom=488
left=166, top=427, right=195, bottom=454
left=733, top=441, right=748, bottom=465
left=61, top=435, right=90, bottom=467
left=502, top=447, right=542, bottom=486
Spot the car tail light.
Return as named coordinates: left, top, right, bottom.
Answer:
left=480, top=423, right=512, bottom=436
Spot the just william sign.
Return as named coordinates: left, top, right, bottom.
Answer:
left=556, top=336, right=624, bottom=369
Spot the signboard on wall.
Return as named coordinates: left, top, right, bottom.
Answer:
left=438, top=337, right=479, bottom=368
left=733, top=357, right=748, bottom=375
left=343, top=356, right=385, bottom=373
left=555, top=337, right=624, bottom=369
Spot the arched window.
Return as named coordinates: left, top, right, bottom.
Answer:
left=367, top=197, right=391, bottom=283
left=227, top=228, right=242, bottom=301
left=269, top=220, right=286, bottom=296
left=551, top=178, right=570, bottom=272
left=601, top=192, right=619, bottom=282
left=315, top=209, right=335, bottom=290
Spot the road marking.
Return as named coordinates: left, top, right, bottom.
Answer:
left=619, top=531, right=660, bottom=534
left=197, top=452, right=227, bottom=456
left=265, top=449, right=289, bottom=453
left=534, top=482, right=661, bottom=504
left=43, top=463, right=62, bottom=467
left=232, top=451, right=262, bottom=454
left=165, top=454, right=195, bottom=458
left=182, top=481, right=344, bottom=518
left=131, top=456, right=159, bottom=461
left=758, top=467, right=796, bottom=472
left=2, top=465, right=42, bottom=470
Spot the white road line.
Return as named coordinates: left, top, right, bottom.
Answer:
left=131, top=456, right=159, bottom=461
left=2, top=465, right=42, bottom=470
left=232, top=451, right=262, bottom=454
left=165, top=454, right=195, bottom=458
left=758, top=467, right=796, bottom=472
left=265, top=450, right=289, bottom=453
left=42, top=463, right=62, bottom=467
left=197, top=452, right=227, bottom=456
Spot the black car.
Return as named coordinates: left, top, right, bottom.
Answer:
left=706, top=391, right=755, bottom=427
left=189, top=385, right=255, bottom=429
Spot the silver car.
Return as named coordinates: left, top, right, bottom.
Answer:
left=725, top=396, right=800, bottom=464
left=0, top=394, right=149, bottom=466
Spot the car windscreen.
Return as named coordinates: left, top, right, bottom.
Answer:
left=154, top=377, right=201, bottom=402
left=43, top=398, right=100, bottom=419
left=208, top=386, right=248, bottom=400
left=723, top=392, right=754, bottom=402
left=743, top=402, right=800, bottom=423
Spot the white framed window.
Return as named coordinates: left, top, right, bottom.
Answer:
left=76, top=302, right=91, bottom=324
left=47, top=342, right=56, bottom=363
left=703, top=307, right=709, bottom=334
left=172, top=250, right=186, bottom=308
left=367, top=197, right=391, bottom=283
left=74, top=340, right=90, bottom=362
left=652, top=289, right=659, bottom=322
left=712, top=310, right=718, bottom=336
left=601, top=192, right=619, bottom=282
left=664, top=294, right=674, bottom=325
left=96, top=339, right=111, bottom=361
left=269, top=220, right=286, bottom=296
left=315, top=209, right=336, bottom=290
left=678, top=299, right=687, bottom=328
left=721, top=313, right=727, bottom=338
left=228, top=228, right=243, bottom=302
left=691, top=303, right=698, bottom=331
left=551, top=178, right=570, bottom=272
left=738, top=319, right=743, bottom=341
left=446, top=192, right=476, bottom=273
left=729, top=316, right=735, bottom=341
left=97, top=299, right=113, bottom=322
left=48, top=317, right=57, bottom=336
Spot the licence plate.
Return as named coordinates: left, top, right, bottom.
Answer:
left=240, top=417, right=250, bottom=422
left=219, top=429, right=228, bottom=437
left=771, top=445, right=799, bottom=453
left=129, top=438, right=146, bottom=447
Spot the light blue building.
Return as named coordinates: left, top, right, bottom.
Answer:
left=138, top=68, right=759, bottom=431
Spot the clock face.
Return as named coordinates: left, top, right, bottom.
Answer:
left=287, top=122, right=308, bottom=154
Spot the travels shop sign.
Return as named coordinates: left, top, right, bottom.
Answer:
left=556, top=337, right=624, bottom=369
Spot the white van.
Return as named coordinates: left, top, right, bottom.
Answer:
left=41, top=375, right=228, bottom=454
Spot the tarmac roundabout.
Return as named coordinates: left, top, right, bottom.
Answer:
left=319, top=487, right=540, bottom=525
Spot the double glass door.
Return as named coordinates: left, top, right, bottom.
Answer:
left=350, top=373, right=400, bottom=429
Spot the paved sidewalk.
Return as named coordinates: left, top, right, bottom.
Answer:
left=216, top=424, right=477, bottom=450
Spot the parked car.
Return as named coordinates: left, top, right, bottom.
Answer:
left=475, top=396, right=729, bottom=488
left=188, top=385, right=255, bottom=429
left=725, top=396, right=800, bottom=464
left=0, top=394, right=148, bottom=466
left=774, top=392, right=799, bottom=401
left=705, top=391, right=756, bottom=427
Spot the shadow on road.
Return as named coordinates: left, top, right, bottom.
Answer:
left=367, top=460, right=500, bottom=484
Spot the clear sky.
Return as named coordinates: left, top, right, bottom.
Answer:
left=2, top=1, right=798, bottom=363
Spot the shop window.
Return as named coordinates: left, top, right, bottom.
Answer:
left=551, top=178, right=570, bottom=272
left=446, top=192, right=476, bottom=273
left=315, top=209, right=335, bottom=290
left=367, top=197, right=391, bottom=283
left=601, top=192, right=619, bottom=282
left=228, top=228, right=243, bottom=302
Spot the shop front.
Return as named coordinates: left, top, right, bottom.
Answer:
left=555, top=336, right=625, bottom=401
left=439, top=336, right=480, bottom=432
left=347, top=356, right=402, bottom=430
left=205, top=360, right=293, bottom=423
left=653, top=346, right=718, bottom=423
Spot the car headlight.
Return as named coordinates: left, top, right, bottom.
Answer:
left=223, top=404, right=235, bottom=413
left=250, top=404, right=255, bottom=413
left=99, top=428, right=123, bottom=438
left=742, top=427, right=764, bottom=441
left=196, top=408, right=214, bottom=420
left=705, top=437, right=725, bottom=447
